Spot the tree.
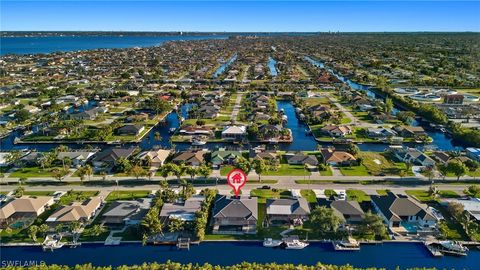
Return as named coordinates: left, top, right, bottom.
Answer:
left=38, top=224, right=49, bottom=238
left=52, top=168, right=69, bottom=181
left=309, top=206, right=341, bottom=233
left=84, top=165, right=93, bottom=181
left=384, top=97, right=394, bottom=115
left=360, top=211, right=387, bottom=239
left=90, top=224, right=107, bottom=236
left=141, top=207, right=163, bottom=235
left=198, top=164, right=212, bottom=180
left=13, top=186, right=25, bottom=198
left=15, top=109, right=30, bottom=123
left=447, top=161, right=467, bottom=181
left=158, top=165, right=171, bottom=182
left=464, top=185, right=480, bottom=198
left=422, top=166, right=435, bottom=183
left=128, top=165, right=147, bottom=180
left=464, top=159, right=479, bottom=180
left=235, top=157, right=251, bottom=174
left=69, top=221, right=82, bottom=234
left=447, top=201, right=464, bottom=220
left=186, top=166, right=198, bottom=181
left=28, top=225, right=39, bottom=242
left=398, top=170, right=405, bottom=179
left=115, top=157, right=132, bottom=173
left=397, top=111, right=416, bottom=124
left=145, top=96, right=172, bottom=116
left=168, top=218, right=185, bottom=233
left=345, top=143, right=359, bottom=157
left=438, top=164, right=449, bottom=180
left=252, top=159, right=267, bottom=182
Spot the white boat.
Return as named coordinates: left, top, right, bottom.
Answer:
left=333, top=237, right=360, bottom=251
left=284, top=239, right=309, bottom=249
left=42, top=234, right=65, bottom=251
left=191, top=137, right=207, bottom=146
left=438, top=241, right=468, bottom=256
left=263, top=238, right=283, bottom=248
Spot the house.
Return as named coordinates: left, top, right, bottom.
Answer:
left=0, top=196, right=54, bottom=228
left=366, top=127, right=397, bottom=138
left=394, top=126, right=427, bottom=138
left=329, top=200, right=365, bottom=225
left=371, top=192, right=437, bottom=230
left=466, top=148, right=480, bottom=162
left=102, top=198, right=152, bottom=225
left=172, top=150, right=206, bottom=166
left=211, top=195, right=257, bottom=234
left=69, top=110, right=97, bottom=121
left=46, top=197, right=103, bottom=224
left=57, top=150, right=97, bottom=167
left=210, top=149, right=242, bottom=168
left=19, top=152, right=42, bottom=167
left=138, top=149, right=171, bottom=167
left=285, top=152, right=319, bottom=168
left=116, top=124, right=145, bottom=136
left=159, top=195, right=205, bottom=222
left=442, top=198, right=480, bottom=223
left=92, top=147, right=137, bottom=168
left=320, top=124, right=352, bottom=137
left=265, top=198, right=310, bottom=225
left=320, top=148, right=357, bottom=166
left=221, top=125, right=247, bottom=141
left=392, top=148, right=435, bottom=167
left=431, top=151, right=451, bottom=165
left=444, top=94, right=464, bottom=105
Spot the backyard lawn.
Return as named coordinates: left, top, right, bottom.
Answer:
left=346, top=189, right=371, bottom=202
left=339, top=164, right=370, bottom=176
left=300, top=189, right=317, bottom=203
left=358, top=152, right=413, bottom=176
left=9, top=167, right=64, bottom=178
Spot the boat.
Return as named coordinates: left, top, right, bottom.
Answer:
left=282, top=236, right=309, bottom=250
left=42, top=234, right=65, bottom=251
left=191, top=136, right=207, bottom=146
left=169, top=128, right=177, bottom=134
left=263, top=238, right=283, bottom=248
left=333, top=237, right=360, bottom=251
left=438, top=241, right=468, bottom=256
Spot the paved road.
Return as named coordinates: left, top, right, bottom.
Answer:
left=230, top=93, right=243, bottom=121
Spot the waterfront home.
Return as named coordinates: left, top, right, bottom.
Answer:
left=320, top=124, right=352, bottom=137
left=444, top=94, right=464, bottom=105
left=172, top=150, right=206, bottom=166
left=138, top=149, right=171, bottom=167
left=329, top=200, right=365, bottom=226
left=320, top=148, right=357, bottom=166
left=57, top=150, right=97, bottom=167
left=392, top=147, right=435, bottom=167
left=46, top=197, right=103, bottom=225
left=211, top=195, right=258, bottom=234
left=69, top=109, right=97, bottom=121
left=159, top=195, right=205, bottom=222
left=265, top=198, right=310, bottom=226
left=394, top=126, right=427, bottom=138
left=116, top=124, right=145, bottom=136
left=258, top=124, right=284, bottom=140
left=210, top=149, right=242, bottom=168
left=18, top=152, right=42, bottom=167
left=431, top=151, right=452, bottom=165
left=102, top=198, right=152, bottom=225
left=178, top=125, right=213, bottom=136
left=442, top=198, right=480, bottom=223
left=249, top=149, right=279, bottom=163
left=371, top=192, right=437, bottom=232
left=221, top=125, right=247, bottom=141
left=285, top=152, right=319, bottom=168
left=366, top=127, right=397, bottom=138
left=0, top=196, right=54, bottom=228
left=466, top=148, right=480, bottom=162
left=92, top=147, right=138, bottom=169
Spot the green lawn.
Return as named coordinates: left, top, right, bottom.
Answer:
left=376, top=189, right=389, bottom=196
left=319, top=166, right=333, bottom=176
left=220, top=164, right=310, bottom=176
left=405, top=190, right=460, bottom=203
left=339, top=164, right=370, bottom=176
left=105, top=190, right=150, bottom=201
left=250, top=189, right=292, bottom=203
left=346, top=189, right=371, bottom=202
left=359, top=152, right=413, bottom=176
left=300, top=190, right=317, bottom=203
left=59, top=191, right=100, bottom=205
left=10, top=167, right=64, bottom=178
left=23, top=191, right=54, bottom=196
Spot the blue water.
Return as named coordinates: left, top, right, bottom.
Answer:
left=0, top=242, right=477, bottom=269
left=0, top=35, right=228, bottom=55
left=213, top=54, right=237, bottom=78
left=304, top=56, right=465, bottom=151
left=268, top=56, right=278, bottom=76
left=277, top=101, right=318, bottom=151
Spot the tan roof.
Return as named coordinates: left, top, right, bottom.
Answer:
left=321, top=148, right=356, bottom=163
left=140, top=149, right=171, bottom=163
left=47, top=197, right=102, bottom=222
left=0, top=196, right=53, bottom=219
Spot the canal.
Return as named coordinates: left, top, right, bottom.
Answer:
left=268, top=56, right=278, bottom=77
left=0, top=242, right=477, bottom=269
left=304, top=56, right=465, bottom=151
left=212, top=53, right=237, bottom=78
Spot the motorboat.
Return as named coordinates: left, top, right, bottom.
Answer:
left=263, top=238, right=283, bottom=248
left=284, top=239, right=309, bottom=249
left=42, top=234, right=65, bottom=251
left=438, top=241, right=468, bottom=256
left=191, top=136, right=207, bottom=146
left=333, top=237, right=360, bottom=251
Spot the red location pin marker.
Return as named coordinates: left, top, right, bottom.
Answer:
left=227, top=169, right=247, bottom=197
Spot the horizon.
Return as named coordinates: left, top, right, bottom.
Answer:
left=2, top=1, right=479, bottom=32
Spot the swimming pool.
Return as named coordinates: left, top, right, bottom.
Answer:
left=401, top=221, right=418, bottom=233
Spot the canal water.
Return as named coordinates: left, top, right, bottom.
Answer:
left=304, top=56, right=465, bottom=151
left=268, top=56, right=278, bottom=76
left=0, top=35, right=229, bottom=55
left=0, top=242, right=477, bottom=269
left=212, top=54, right=237, bottom=78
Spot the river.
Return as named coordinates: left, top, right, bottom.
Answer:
left=0, top=242, right=477, bottom=269
left=212, top=54, right=237, bottom=78
left=268, top=56, right=278, bottom=76
left=0, top=35, right=229, bottom=55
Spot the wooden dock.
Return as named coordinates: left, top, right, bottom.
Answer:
left=177, top=238, right=190, bottom=250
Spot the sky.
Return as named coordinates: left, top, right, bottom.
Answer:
left=1, top=1, right=479, bottom=32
